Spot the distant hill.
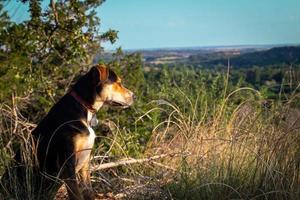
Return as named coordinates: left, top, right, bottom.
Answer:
left=93, top=45, right=300, bottom=67
left=195, top=46, right=300, bottom=67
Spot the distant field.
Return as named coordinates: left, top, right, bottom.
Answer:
left=128, top=45, right=300, bottom=67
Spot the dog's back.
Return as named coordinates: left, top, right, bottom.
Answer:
left=32, top=94, right=88, bottom=175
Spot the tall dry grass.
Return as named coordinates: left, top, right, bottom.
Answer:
left=1, top=86, right=300, bottom=199
left=0, top=98, right=65, bottom=200
left=129, top=87, right=300, bottom=199
left=0, top=99, right=41, bottom=199
left=83, top=86, right=300, bottom=200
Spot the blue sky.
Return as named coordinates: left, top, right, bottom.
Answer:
left=4, top=0, right=300, bottom=50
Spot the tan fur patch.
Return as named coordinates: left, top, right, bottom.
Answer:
left=97, top=64, right=109, bottom=82
left=112, top=83, right=128, bottom=94
left=73, top=126, right=95, bottom=172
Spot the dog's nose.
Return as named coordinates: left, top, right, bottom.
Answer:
left=133, top=94, right=137, bottom=100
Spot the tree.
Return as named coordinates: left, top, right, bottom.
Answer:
left=0, top=0, right=118, bottom=121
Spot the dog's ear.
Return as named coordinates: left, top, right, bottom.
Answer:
left=97, top=64, right=109, bottom=82
left=108, top=69, right=118, bottom=82
left=89, top=64, right=109, bottom=85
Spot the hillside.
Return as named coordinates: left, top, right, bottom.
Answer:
left=139, top=45, right=271, bottom=65
left=192, top=46, right=300, bottom=67
left=110, top=45, right=300, bottom=67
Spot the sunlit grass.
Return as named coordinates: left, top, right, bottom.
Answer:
left=1, top=81, right=300, bottom=199
left=134, top=86, right=300, bottom=200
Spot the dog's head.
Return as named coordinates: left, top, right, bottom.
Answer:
left=88, top=64, right=136, bottom=109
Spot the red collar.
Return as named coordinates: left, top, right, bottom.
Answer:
left=69, top=90, right=97, bottom=113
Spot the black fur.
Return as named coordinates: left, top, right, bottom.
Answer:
left=1, top=66, right=104, bottom=199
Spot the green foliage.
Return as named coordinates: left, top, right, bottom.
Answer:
left=0, top=0, right=117, bottom=121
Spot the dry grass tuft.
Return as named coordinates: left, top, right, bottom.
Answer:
left=1, top=88, right=300, bottom=199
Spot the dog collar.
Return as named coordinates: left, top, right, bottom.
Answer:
left=70, top=90, right=97, bottom=114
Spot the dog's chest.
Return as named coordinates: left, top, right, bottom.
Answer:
left=75, top=125, right=96, bottom=171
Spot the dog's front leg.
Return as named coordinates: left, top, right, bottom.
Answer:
left=79, top=159, right=95, bottom=200
left=64, top=170, right=84, bottom=200
left=65, top=180, right=82, bottom=200
left=63, top=156, right=84, bottom=200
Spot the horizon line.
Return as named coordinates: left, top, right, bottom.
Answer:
left=116, top=43, right=300, bottom=52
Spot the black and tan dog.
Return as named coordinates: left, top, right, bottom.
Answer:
left=1, top=65, right=135, bottom=200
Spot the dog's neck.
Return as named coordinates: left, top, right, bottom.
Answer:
left=70, top=90, right=103, bottom=114
left=92, top=100, right=104, bottom=111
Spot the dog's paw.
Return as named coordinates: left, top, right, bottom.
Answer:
left=82, top=188, right=96, bottom=200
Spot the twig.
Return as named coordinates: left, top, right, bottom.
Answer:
left=51, top=0, right=59, bottom=26
left=11, top=94, right=18, bottom=134
left=151, top=161, right=176, bottom=171
left=91, top=152, right=190, bottom=171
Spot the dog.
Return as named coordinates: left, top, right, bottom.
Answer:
left=1, top=64, right=135, bottom=200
